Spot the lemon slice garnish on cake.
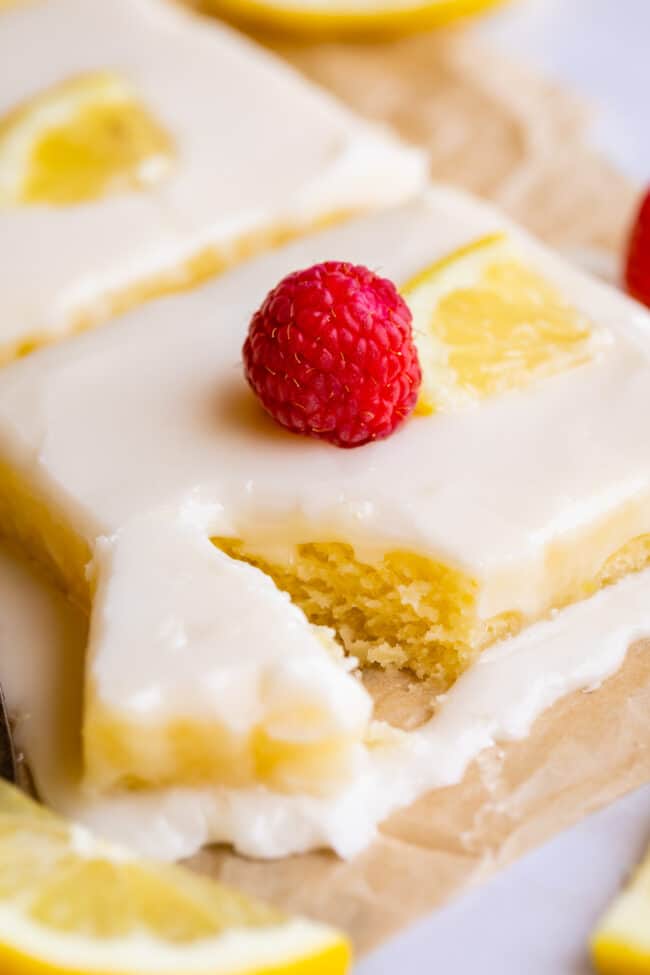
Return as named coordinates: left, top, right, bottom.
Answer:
left=592, top=842, right=650, bottom=974
left=198, top=0, right=508, bottom=38
left=0, top=781, right=350, bottom=975
left=0, top=72, right=173, bottom=206
left=402, top=233, right=597, bottom=416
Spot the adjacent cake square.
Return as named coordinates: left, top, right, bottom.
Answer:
left=0, top=0, right=424, bottom=361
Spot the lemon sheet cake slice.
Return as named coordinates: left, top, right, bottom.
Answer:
left=1, top=185, right=650, bottom=798
left=0, top=0, right=424, bottom=364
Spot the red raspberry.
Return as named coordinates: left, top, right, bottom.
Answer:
left=625, top=189, right=650, bottom=307
left=243, top=261, right=422, bottom=448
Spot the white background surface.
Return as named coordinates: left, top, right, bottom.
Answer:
left=359, top=1, right=650, bottom=971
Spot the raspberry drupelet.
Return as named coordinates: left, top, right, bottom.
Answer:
left=243, top=261, right=422, bottom=448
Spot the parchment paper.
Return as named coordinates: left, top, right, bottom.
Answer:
left=265, top=27, right=637, bottom=254
left=183, top=20, right=648, bottom=956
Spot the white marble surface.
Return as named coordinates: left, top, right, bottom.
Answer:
left=359, top=2, right=650, bottom=971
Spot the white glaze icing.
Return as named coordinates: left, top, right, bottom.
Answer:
left=0, top=0, right=425, bottom=348
left=89, top=500, right=372, bottom=745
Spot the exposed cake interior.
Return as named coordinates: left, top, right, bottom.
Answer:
left=2, top=447, right=650, bottom=697
left=215, top=531, right=650, bottom=686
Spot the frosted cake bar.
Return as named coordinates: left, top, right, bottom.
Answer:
left=1, top=187, right=649, bottom=798
left=0, top=0, right=424, bottom=362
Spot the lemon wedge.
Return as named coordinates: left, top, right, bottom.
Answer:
left=197, top=0, right=509, bottom=39
left=592, top=843, right=650, bottom=975
left=0, top=72, right=173, bottom=206
left=0, top=781, right=350, bottom=975
left=401, top=233, right=596, bottom=415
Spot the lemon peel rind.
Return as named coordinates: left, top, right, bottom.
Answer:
left=198, top=0, right=510, bottom=39
left=592, top=876, right=650, bottom=975
left=592, top=935, right=650, bottom=975
left=0, top=912, right=349, bottom=975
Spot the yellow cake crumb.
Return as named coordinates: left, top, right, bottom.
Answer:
left=214, top=534, right=650, bottom=688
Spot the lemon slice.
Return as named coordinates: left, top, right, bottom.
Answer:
left=0, top=782, right=350, bottom=975
left=592, top=841, right=650, bottom=974
left=197, top=0, right=509, bottom=39
left=0, top=72, right=173, bottom=206
left=401, top=233, right=597, bottom=415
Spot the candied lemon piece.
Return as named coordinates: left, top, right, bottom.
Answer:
left=0, top=781, right=350, bottom=975
left=592, top=842, right=650, bottom=974
left=402, top=234, right=596, bottom=415
left=0, top=71, right=173, bottom=206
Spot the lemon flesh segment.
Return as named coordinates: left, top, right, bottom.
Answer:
left=592, top=845, right=650, bottom=975
left=0, top=72, right=174, bottom=206
left=0, top=782, right=350, bottom=975
left=402, top=234, right=597, bottom=416
left=199, top=0, right=509, bottom=39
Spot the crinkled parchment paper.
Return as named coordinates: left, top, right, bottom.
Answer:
left=192, top=644, right=650, bottom=953
left=183, top=15, right=647, bottom=956
left=265, top=27, right=637, bottom=254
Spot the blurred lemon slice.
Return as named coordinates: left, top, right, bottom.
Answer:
left=197, top=0, right=509, bottom=38
left=592, top=843, right=650, bottom=974
left=402, top=234, right=597, bottom=415
left=0, top=72, right=173, bottom=206
left=0, top=781, right=350, bottom=975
